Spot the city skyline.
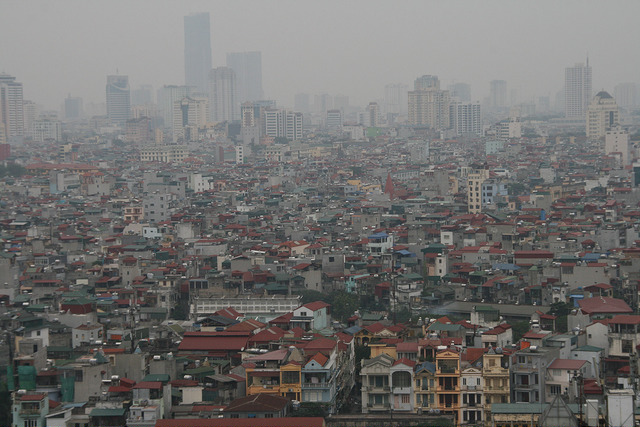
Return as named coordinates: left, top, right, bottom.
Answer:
left=1, top=1, right=639, bottom=111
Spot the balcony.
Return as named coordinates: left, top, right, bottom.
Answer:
left=365, top=385, right=390, bottom=392
left=303, top=382, right=331, bottom=389
left=20, top=408, right=41, bottom=417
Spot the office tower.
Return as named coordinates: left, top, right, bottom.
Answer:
left=226, top=51, right=263, bottom=104
left=326, top=109, right=343, bottom=130
left=106, top=75, right=130, bottom=127
left=448, top=83, right=471, bottom=102
left=414, top=75, right=440, bottom=90
left=605, top=126, right=629, bottom=165
left=263, top=108, right=303, bottom=141
left=408, top=75, right=451, bottom=129
left=450, top=101, right=482, bottom=136
left=314, top=93, right=333, bottom=114
left=172, top=96, right=208, bottom=142
left=614, top=82, right=638, bottom=110
left=184, top=12, right=212, bottom=94
left=158, top=85, right=193, bottom=129
left=384, top=84, right=408, bottom=115
left=294, top=93, right=310, bottom=114
left=586, top=91, right=619, bottom=139
left=240, top=102, right=260, bottom=145
left=489, top=80, right=507, bottom=109
left=0, top=73, right=24, bottom=142
left=22, top=100, right=37, bottom=138
left=333, top=94, right=350, bottom=111
left=209, top=67, right=237, bottom=122
left=565, top=60, right=592, bottom=118
left=131, top=85, right=154, bottom=106
left=364, top=102, right=380, bottom=127
left=64, top=95, right=83, bottom=120
left=32, top=119, right=62, bottom=142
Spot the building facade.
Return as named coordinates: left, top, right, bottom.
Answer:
left=565, top=60, right=592, bottom=118
left=106, top=75, right=131, bottom=127
left=184, top=12, right=212, bottom=94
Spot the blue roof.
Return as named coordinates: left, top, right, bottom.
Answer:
left=493, top=263, right=520, bottom=271
left=396, top=249, right=413, bottom=256
left=582, top=253, right=604, bottom=261
left=368, top=232, right=389, bottom=239
left=343, top=325, right=362, bottom=335
left=416, top=361, right=436, bottom=374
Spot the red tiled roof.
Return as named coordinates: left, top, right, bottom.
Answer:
left=578, top=297, right=632, bottom=315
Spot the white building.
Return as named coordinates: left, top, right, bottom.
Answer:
left=32, top=119, right=62, bottom=142
left=605, top=126, right=630, bottom=165
left=0, top=73, right=24, bottom=142
left=565, top=60, right=592, bottom=118
left=208, top=66, right=237, bottom=122
left=159, top=85, right=193, bottom=129
left=172, top=96, right=208, bottom=142
left=263, top=108, right=303, bottom=141
left=326, top=109, right=343, bottom=131
left=451, top=101, right=481, bottom=136
left=106, top=75, right=130, bottom=127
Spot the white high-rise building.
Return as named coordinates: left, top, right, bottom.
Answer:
left=408, top=76, right=451, bottom=130
left=184, top=13, right=212, bottom=94
left=22, top=100, right=37, bottom=138
left=605, top=126, right=629, bottom=165
left=0, top=73, right=24, bottom=142
left=106, top=75, right=130, bottom=127
left=384, top=83, right=408, bottom=115
left=565, top=60, right=592, bottom=118
left=451, top=102, right=482, bottom=136
left=208, top=67, right=237, bottom=122
left=326, top=109, right=343, bottom=130
left=172, top=96, right=208, bottom=142
left=489, top=80, right=507, bottom=109
left=263, top=108, right=303, bottom=141
left=226, top=52, right=263, bottom=104
left=614, top=83, right=638, bottom=110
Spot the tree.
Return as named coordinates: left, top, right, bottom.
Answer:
left=511, top=320, right=530, bottom=342
left=331, top=291, right=359, bottom=322
left=274, top=136, right=289, bottom=144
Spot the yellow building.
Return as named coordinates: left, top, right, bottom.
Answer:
left=435, top=349, right=461, bottom=421
left=482, top=348, right=510, bottom=423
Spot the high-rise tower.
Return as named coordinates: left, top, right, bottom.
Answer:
left=209, top=67, right=237, bottom=122
left=564, top=59, right=592, bottom=118
left=226, top=52, right=263, bottom=105
left=0, top=73, right=24, bottom=142
left=184, top=12, right=212, bottom=94
left=106, top=75, right=130, bottom=127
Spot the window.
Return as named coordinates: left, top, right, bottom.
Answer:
left=24, top=420, right=37, bottom=427
left=265, top=414, right=274, bottom=418
left=550, top=385, right=561, bottom=395
left=622, top=340, right=633, bottom=354
left=401, top=394, right=410, bottom=404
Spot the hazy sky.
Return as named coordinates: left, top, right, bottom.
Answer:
left=2, top=0, right=639, bottom=110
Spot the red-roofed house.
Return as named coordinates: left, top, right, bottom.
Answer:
left=608, top=315, right=640, bottom=357
left=291, top=301, right=331, bottom=331
left=481, top=324, right=513, bottom=349
left=545, top=359, right=589, bottom=403
left=578, top=297, right=632, bottom=318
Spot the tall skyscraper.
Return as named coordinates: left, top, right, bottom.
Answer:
left=209, top=67, right=237, bottom=122
left=408, top=75, right=451, bottom=129
left=448, top=83, right=471, bottom=102
left=158, top=85, right=193, bottom=129
left=564, top=59, right=592, bottom=118
left=450, top=101, right=482, bottom=136
left=173, top=96, right=208, bottom=142
left=64, top=95, right=83, bottom=120
left=263, top=108, right=303, bottom=141
left=489, top=80, right=507, bottom=109
left=384, top=84, right=408, bottom=115
left=184, top=12, right=212, bottom=94
left=294, top=93, right=310, bottom=114
left=0, top=73, right=24, bottom=142
left=106, top=75, right=130, bottom=127
left=614, top=82, right=638, bottom=110
left=226, top=52, right=263, bottom=104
